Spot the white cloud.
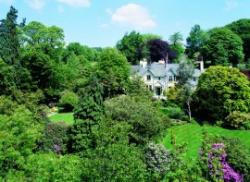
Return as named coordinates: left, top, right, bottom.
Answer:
left=225, top=0, right=239, bottom=11
left=111, top=3, right=156, bottom=29
left=26, top=0, right=45, bottom=10
left=57, top=0, right=91, bottom=8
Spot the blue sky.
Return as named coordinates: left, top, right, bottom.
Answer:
left=0, top=0, right=250, bottom=47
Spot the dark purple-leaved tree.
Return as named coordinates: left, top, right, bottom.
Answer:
left=147, top=39, right=176, bottom=63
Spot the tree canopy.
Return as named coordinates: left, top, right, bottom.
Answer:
left=147, top=39, right=176, bottom=63
left=97, top=48, right=130, bottom=98
left=186, top=25, right=207, bottom=59
left=116, top=31, right=146, bottom=65
left=202, top=28, right=244, bottom=67
left=226, top=19, right=250, bottom=62
left=193, top=66, right=250, bottom=122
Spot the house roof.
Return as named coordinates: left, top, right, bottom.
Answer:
left=149, top=62, right=168, bottom=77
left=132, top=62, right=202, bottom=78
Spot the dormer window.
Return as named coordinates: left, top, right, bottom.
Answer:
left=147, top=75, right=151, bottom=81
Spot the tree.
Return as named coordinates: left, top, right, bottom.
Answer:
left=147, top=39, right=176, bottom=63
left=186, top=25, right=207, bottom=59
left=22, top=21, right=65, bottom=60
left=0, top=105, right=42, bottom=176
left=81, top=120, right=147, bottom=181
left=202, top=28, right=244, bottom=67
left=21, top=48, right=56, bottom=90
left=226, top=19, right=250, bottom=62
left=74, top=76, right=104, bottom=122
left=116, top=31, right=145, bottom=65
left=142, top=33, right=162, bottom=43
left=0, top=6, right=20, bottom=65
left=69, top=76, right=104, bottom=153
left=169, top=32, right=185, bottom=61
left=127, top=76, right=152, bottom=98
left=169, top=32, right=183, bottom=45
left=0, top=59, right=16, bottom=95
left=175, top=60, right=195, bottom=121
left=65, top=42, right=99, bottom=62
left=179, top=84, right=194, bottom=122
left=97, top=48, right=130, bottom=98
left=0, top=6, right=32, bottom=95
left=176, top=60, right=195, bottom=86
left=59, top=90, right=79, bottom=112
left=193, top=66, right=250, bottom=122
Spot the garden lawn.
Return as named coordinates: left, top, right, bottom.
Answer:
left=163, top=123, right=250, bottom=161
left=49, top=112, right=74, bottom=125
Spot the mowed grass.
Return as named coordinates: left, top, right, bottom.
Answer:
left=162, top=123, right=250, bottom=161
left=49, top=112, right=74, bottom=124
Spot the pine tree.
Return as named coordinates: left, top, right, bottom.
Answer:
left=0, top=6, right=20, bottom=65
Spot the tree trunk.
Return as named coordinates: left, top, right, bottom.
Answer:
left=186, top=99, right=192, bottom=122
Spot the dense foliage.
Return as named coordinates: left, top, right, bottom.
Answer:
left=227, top=19, right=250, bottom=62
left=0, top=6, right=250, bottom=181
left=116, top=31, right=146, bottom=65
left=202, top=28, right=244, bottom=67
left=186, top=24, right=207, bottom=59
left=193, top=66, right=250, bottom=122
left=104, top=95, right=167, bottom=145
left=147, top=39, right=176, bottom=62
left=97, top=48, right=130, bottom=98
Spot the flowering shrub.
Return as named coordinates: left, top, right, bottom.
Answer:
left=38, top=122, right=69, bottom=154
left=145, top=143, right=170, bottom=175
left=208, top=143, right=243, bottom=182
left=224, top=138, right=250, bottom=182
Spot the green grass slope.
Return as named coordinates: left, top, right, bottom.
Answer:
left=163, top=123, right=250, bottom=161
left=49, top=112, right=74, bottom=124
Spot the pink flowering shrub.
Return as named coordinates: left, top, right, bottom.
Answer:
left=208, top=143, right=243, bottom=182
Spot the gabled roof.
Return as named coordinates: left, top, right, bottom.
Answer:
left=132, top=62, right=202, bottom=78
left=148, top=62, right=168, bottom=77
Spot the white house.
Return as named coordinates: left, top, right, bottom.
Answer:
left=131, top=60, right=204, bottom=99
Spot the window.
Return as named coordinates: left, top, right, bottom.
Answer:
left=193, top=77, right=197, bottom=82
left=147, top=75, right=151, bottom=81
left=158, top=77, right=161, bottom=80
left=169, top=76, right=173, bottom=82
left=149, top=85, right=152, bottom=91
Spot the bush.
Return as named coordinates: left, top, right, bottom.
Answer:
left=199, top=133, right=249, bottom=181
left=0, top=96, right=18, bottom=115
left=105, top=95, right=166, bottom=145
left=59, top=90, right=79, bottom=112
left=193, top=66, right=250, bottom=122
left=225, top=111, right=250, bottom=130
left=161, top=106, right=187, bottom=120
left=38, top=122, right=69, bottom=154
left=224, top=138, right=250, bottom=182
left=81, top=143, right=147, bottom=182
left=25, top=154, right=82, bottom=182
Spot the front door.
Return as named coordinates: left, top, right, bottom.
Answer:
left=155, top=87, right=162, bottom=96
